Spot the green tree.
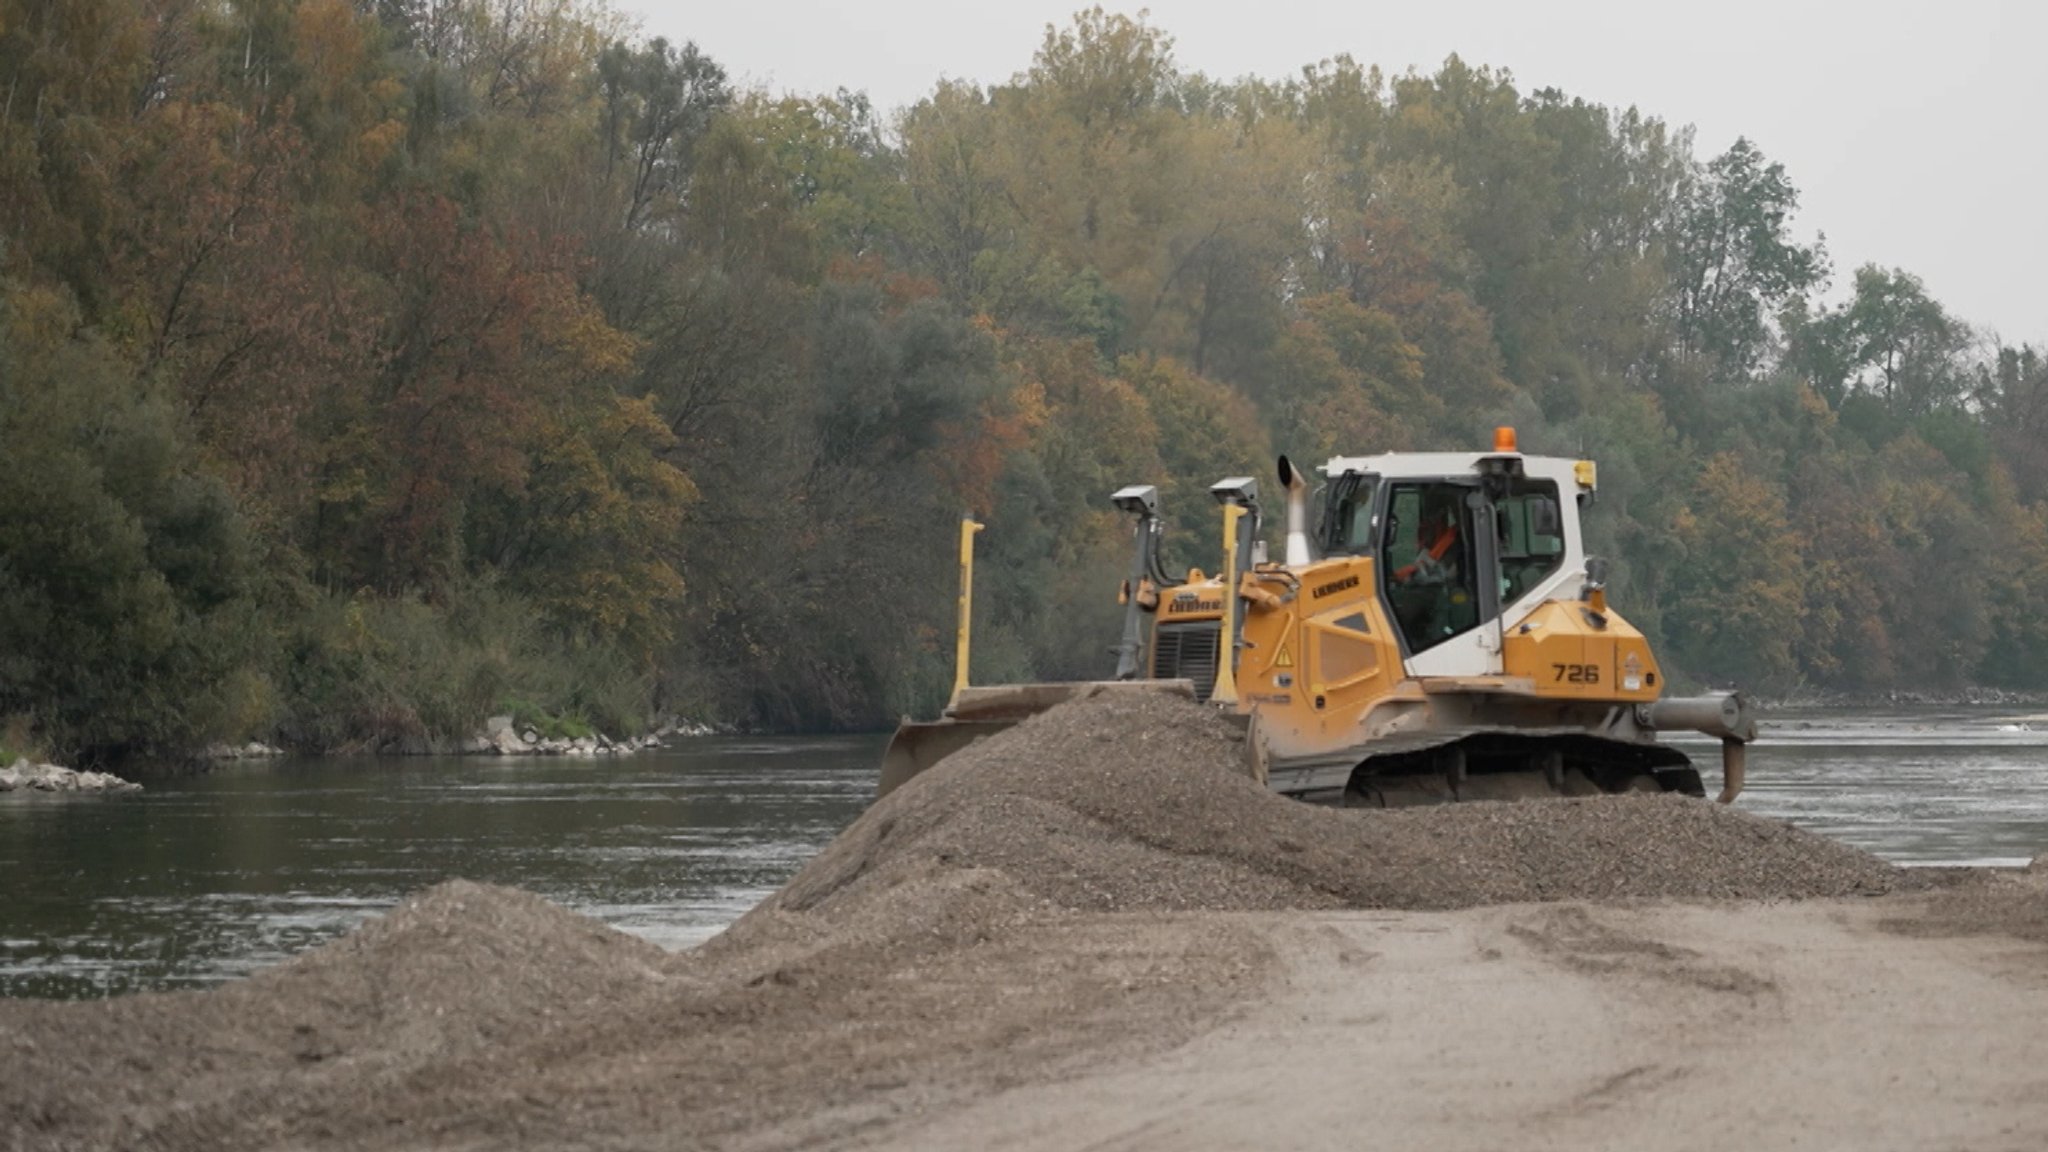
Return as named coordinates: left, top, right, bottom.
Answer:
left=1670, top=138, right=1827, bottom=374
left=597, top=36, right=729, bottom=232
left=1843, top=265, right=1972, bottom=415
left=0, top=292, right=264, bottom=760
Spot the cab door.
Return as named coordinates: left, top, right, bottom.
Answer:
left=1378, top=480, right=1487, bottom=658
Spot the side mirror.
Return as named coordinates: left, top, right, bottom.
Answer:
left=1582, top=556, right=1612, bottom=618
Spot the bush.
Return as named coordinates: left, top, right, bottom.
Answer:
left=279, top=580, right=657, bottom=750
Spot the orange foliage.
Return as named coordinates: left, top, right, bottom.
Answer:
left=824, top=252, right=942, bottom=316
left=352, top=194, right=634, bottom=592
left=931, top=379, right=1046, bottom=516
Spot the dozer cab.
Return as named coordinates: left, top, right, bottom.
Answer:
left=879, top=428, right=1756, bottom=807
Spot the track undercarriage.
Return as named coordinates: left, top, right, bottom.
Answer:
left=1330, top=733, right=1705, bottom=808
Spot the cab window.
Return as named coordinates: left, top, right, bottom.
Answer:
left=1495, top=480, right=1565, bottom=603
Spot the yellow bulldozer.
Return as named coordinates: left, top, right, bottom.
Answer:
left=879, top=428, right=1756, bottom=807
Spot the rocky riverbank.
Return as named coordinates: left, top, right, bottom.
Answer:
left=1757, top=684, right=2048, bottom=710
left=448, top=713, right=716, bottom=758
left=0, top=758, right=140, bottom=794
left=200, top=741, right=287, bottom=761
left=192, top=716, right=727, bottom=762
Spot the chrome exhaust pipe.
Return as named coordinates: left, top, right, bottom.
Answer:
left=1277, top=455, right=1312, bottom=566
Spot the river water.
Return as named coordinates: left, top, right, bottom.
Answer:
left=5, top=710, right=2047, bottom=1000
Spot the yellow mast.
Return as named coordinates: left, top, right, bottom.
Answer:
left=948, top=515, right=985, bottom=709
left=1213, top=503, right=1242, bottom=706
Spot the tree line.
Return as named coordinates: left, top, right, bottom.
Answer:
left=3, top=2, right=2044, bottom=762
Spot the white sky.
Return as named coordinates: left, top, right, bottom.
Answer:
left=633, top=0, right=2046, bottom=347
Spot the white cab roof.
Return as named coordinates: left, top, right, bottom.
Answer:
left=1319, top=452, right=1592, bottom=491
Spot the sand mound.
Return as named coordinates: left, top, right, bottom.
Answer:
left=754, top=690, right=1898, bottom=932
left=247, top=879, right=672, bottom=1050
left=1, top=882, right=673, bottom=1151
left=1884, top=857, right=2048, bottom=948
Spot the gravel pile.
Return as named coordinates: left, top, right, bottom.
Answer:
left=758, top=688, right=1899, bottom=928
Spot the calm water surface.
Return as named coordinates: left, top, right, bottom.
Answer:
left=2, top=737, right=880, bottom=998
left=5, top=710, right=2047, bottom=999
left=1716, top=707, right=2048, bottom=867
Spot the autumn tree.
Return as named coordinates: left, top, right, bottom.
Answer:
left=1662, top=453, right=1805, bottom=686
left=1983, top=344, right=2048, bottom=501
left=898, top=80, right=1010, bottom=304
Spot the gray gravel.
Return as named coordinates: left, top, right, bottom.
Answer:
left=767, top=688, right=1901, bottom=923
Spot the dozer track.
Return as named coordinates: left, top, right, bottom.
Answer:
left=1241, top=708, right=1710, bottom=806
left=1332, top=733, right=1705, bottom=808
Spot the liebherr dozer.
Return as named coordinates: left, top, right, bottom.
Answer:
left=879, top=428, right=1757, bottom=807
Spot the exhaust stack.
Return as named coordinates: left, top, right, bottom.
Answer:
left=1277, top=456, right=1312, bottom=566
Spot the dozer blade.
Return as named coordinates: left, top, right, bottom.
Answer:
left=877, top=680, right=1198, bottom=799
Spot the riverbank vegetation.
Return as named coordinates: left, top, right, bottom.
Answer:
left=4, top=2, right=2044, bottom=762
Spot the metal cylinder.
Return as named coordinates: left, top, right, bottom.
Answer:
left=1636, top=693, right=1758, bottom=742
left=1718, top=737, right=1746, bottom=804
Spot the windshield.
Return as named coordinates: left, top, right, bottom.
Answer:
left=1317, top=473, right=1379, bottom=555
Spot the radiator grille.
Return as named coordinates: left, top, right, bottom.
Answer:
left=1152, top=621, right=1222, bottom=701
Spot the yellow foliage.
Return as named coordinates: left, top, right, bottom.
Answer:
left=292, top=0, right=371, bottom=107
left=357, top=119, right=407, bottom=169
left=1666, top=452, right=1805, bottom=684
left=1, top=283, right=80, bottom=351
left=510, top=393, right=694, bottom=660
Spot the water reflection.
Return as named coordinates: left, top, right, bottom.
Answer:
left=4, top=711, right=2047, bottom=1000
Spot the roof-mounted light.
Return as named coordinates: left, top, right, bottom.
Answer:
left=1493, top=425, right=1519, bottom=453
left=1210, top=476, right=1260, bottom=508
left=1110, top=484, right=1159, bottom=516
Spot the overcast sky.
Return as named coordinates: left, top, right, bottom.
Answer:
left=633, top=0, right=2045, bottom=347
